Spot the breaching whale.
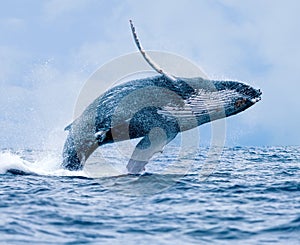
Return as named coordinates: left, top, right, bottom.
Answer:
left=62, top=21, right=262, bottom=174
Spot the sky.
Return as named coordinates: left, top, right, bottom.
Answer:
left=0, top=0, right=299, bottom=149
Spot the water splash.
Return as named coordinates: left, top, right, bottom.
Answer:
left=0, top=149, right=123, bottom=178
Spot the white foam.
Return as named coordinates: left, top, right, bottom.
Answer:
left=0, top=151, right=32, bottom=174
left=0, top=150, right=126, bottom=178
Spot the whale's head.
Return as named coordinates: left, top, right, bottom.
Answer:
left=174, top=78, right=262, bottom=126
left=213, top=80, right=262, bottom=117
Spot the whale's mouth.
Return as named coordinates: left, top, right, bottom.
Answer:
left=233, top=87, right=262, bottom=113
left=232, top=82, right=262, bottom=106
left=249, top=89, right=262, bottom=104
left=251, top=96, right=261, bottom=104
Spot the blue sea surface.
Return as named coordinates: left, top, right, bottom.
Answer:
left=0, top=146, right=299, bottom=244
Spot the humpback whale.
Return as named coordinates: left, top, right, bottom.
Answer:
left=62, top=21, right=262, bottom=174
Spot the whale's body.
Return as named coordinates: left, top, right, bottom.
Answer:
left=62, top=75, right=261, bottom=173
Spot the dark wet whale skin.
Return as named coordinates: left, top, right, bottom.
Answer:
left=62, top=75, right=262, bottom=171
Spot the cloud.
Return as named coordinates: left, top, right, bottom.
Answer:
left=0, top=17, right=25, bottom=30
left=43, top=0, right=93, bottom=20
left=0, top=46, right=29, bottom=85
left=228, top=1, right=300, bottom=145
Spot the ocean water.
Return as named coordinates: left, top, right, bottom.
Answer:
left=0, top=146, right=299, bottom=244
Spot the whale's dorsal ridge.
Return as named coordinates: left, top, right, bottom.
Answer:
left=129, top=20, right=177, bottom=82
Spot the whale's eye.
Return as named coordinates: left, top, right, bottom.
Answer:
left=235, top=98, right=246, bottom=108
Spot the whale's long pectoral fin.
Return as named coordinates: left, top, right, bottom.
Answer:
left=126, top=135, right=164, bottom=174
left=129, top=20, right=177, bottom=82
left=126, top=129, right=177, bottom=174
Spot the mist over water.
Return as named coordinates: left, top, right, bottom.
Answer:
left=0, top=57, right=89, bottom=150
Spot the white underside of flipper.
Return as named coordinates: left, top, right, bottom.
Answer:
left=126, top=127, right=176, bottom=174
